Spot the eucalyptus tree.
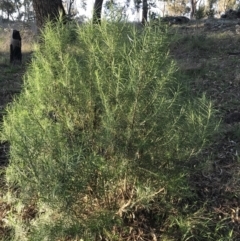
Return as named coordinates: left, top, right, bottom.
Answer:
left=22, top=0, right=34, bottom=21
left=0, top=0, right=15, bottom=20
left=12, top=0, right=22, bottom=19
left=32, top=0, right=66, bottom=30
left=104, top=0, right=130, bottom=21
left=142, top=0, right=148, bottom=24
left=62, top=0, right=76, bottom=16
left=190, top=0, right=197, bottom=18
left=133, top=0, right=157, bottom=24
left=93, top=0, right=104, bottom=24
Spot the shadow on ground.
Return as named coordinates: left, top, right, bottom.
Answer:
left=0, top=50, right=33, bottom=168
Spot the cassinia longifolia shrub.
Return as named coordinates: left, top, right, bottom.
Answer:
left=1, top=20, right=218, bottom=240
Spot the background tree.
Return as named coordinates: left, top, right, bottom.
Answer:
left=216, top=0, right=236, bottom=14
left=62, top=0, right=77, bottom=17
left=32, top=0, right=66, bottom=30
left=22, top=0, right=34, bottom=21
left=12, top=0, right=22, bottom=20
left=0, top=0, right=15, bottom=20
left=166, top=0, right=188, bottom=16
left=190, top=0, right=199, bottom=19
left=104, top=0, right=130, bottom=21
left=93, top=0, right=104, bottom=24
left=133, top=0, right=157, bottom=24
left=142, top=0, right=148, bottom=24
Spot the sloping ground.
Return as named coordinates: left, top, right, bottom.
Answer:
left=170, top=19, right=240, bottom=239
left=1, top=19, right=240, bottom=240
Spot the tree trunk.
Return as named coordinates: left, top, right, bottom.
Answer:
left=32, top=0, right=66, bottom=30
left=190, top=0, right=196, bottom=19
left=93, top=0, right=104, bottom=24
left=68, top=0, right=76, bottom=16
left=141, top=0, right=148, bottom=25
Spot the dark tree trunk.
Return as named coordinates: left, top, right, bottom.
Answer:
left=141, top=0, right=148, bottom=25
left=190, top=0, right=197, bottom=19
left=32, top=0, right=66, bottom=30
left=93, top=0, right=104, bottom=24
left=67, top=0, right=75, bottom=16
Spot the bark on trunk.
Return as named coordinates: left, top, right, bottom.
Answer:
left=190, top=0, right=196, bottom=19
left=32, top=0, right=66, bottom=30
left=142, top=0, right=148, bottom=25
left=93, top=0, right=104, bottom=24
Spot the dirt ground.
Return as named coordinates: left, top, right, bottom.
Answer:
left=172, top=18, right=240, bottom=238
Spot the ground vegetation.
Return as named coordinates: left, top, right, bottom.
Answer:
left=1, top=18, right=240, bottom=240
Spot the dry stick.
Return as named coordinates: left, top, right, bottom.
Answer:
left=228, top=52, right=240, bottom=55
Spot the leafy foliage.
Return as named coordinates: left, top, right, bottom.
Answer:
left=1, top=20, right=218, bottom=240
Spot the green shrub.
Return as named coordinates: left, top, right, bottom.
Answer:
left=1, top=20, right=218, bottom=240
left=195, top=6, right=206, bottom=19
